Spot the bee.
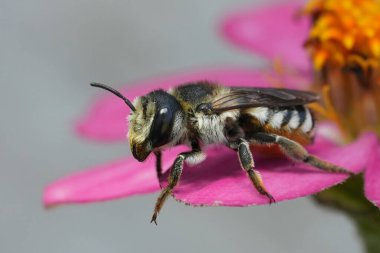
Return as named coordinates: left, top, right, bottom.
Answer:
left=90, top=81, right=353, bottom=224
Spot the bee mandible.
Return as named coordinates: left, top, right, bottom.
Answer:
left=90, top=81, right=353, bottom=224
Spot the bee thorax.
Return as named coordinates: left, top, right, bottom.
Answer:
left=193, top=110, right=240, bottom=145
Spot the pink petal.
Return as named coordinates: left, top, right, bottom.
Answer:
left=43, top=146, right=187, bottom=207
left=160, top=133, right=377, bottom=206
left=76, top=67, right=280, bottom=141
left=220, top=1, right=310, bottom=70
left=364, top=142, right=380, bottom=207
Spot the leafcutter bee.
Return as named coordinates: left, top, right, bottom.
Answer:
left=90, top=81, right=353, bottom=224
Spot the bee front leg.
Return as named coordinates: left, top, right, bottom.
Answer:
left=237, top=139, right=275, bottom=204
left=150, top=149, right=204, bottom=225
left=154, top=151, right=162, bottom=180
left=252, top=133, right=354, bottom=175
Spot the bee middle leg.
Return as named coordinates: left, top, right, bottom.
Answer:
left=251, top=133, right=354, bottom=175
left=150, top=150, right=204, bottom=225
left=236, top=139, right=275, bottom=204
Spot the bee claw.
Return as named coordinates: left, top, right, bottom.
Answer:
left=266, top=193, right=276, bottom=205
left=150, top=213, right=158, bottom=225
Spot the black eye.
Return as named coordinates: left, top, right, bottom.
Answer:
left=149, top=107, right=174, bottom=147
left=146, top=89, right=182, bottom=148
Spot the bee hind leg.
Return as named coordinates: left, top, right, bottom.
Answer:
left=150, top=149, right=204, bottom=225
left=251, top=133, right=354, bottom=176
left=237, top=139, right=275, bottom=204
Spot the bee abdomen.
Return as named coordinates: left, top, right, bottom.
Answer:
left=246, top=106, right=315, bottom=134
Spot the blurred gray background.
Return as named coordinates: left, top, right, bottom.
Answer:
left=1, top=0, right=362, bottom=252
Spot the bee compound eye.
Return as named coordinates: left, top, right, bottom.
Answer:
left=149, top=107, right=175, bottom=147
left=147, top=90, right=182, bottom=148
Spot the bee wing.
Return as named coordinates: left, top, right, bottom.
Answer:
left=210, top=87, right=319, bottom=113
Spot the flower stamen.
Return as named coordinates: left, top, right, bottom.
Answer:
left=303, top=0, right=380, bottom=139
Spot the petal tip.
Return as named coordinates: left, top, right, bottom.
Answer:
left=43, top=184, right=70, bottom=208
left=74, top=119, right=89, bottom=138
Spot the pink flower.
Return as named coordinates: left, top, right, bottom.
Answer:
left=43, top=68, right=377, bottom=207
left=220, top=0, right=380, bottom=207
left=43, top=1, right=379, bottom=212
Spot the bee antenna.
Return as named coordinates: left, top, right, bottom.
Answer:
left=90, top=82, right=136, bottom=112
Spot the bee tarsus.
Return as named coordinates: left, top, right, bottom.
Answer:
left=151, top=149, right=202, bottom=224
left=237, top=139, right=276, bottom=204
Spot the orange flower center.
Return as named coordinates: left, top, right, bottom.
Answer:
left=303, top=0, right=380, bottom=139
left=304, top=0, right=380, bottom=70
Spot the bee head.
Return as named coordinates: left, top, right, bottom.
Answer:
left=90, top=82, right=183, bottom=162
left=128, top=90, right=183, bottom=161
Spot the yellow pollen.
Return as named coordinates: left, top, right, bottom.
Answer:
left=304, top=0, right=380, bottom=70
left=304, top=0, right=380, bottom=140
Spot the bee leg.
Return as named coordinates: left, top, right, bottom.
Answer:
left=154, top=151, right=162, bottom=180
left=150, top=150, right=204, bottom=225
left=252, top=133, right=354, bottom=176
left=237, top=139, right=275, bottom=204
